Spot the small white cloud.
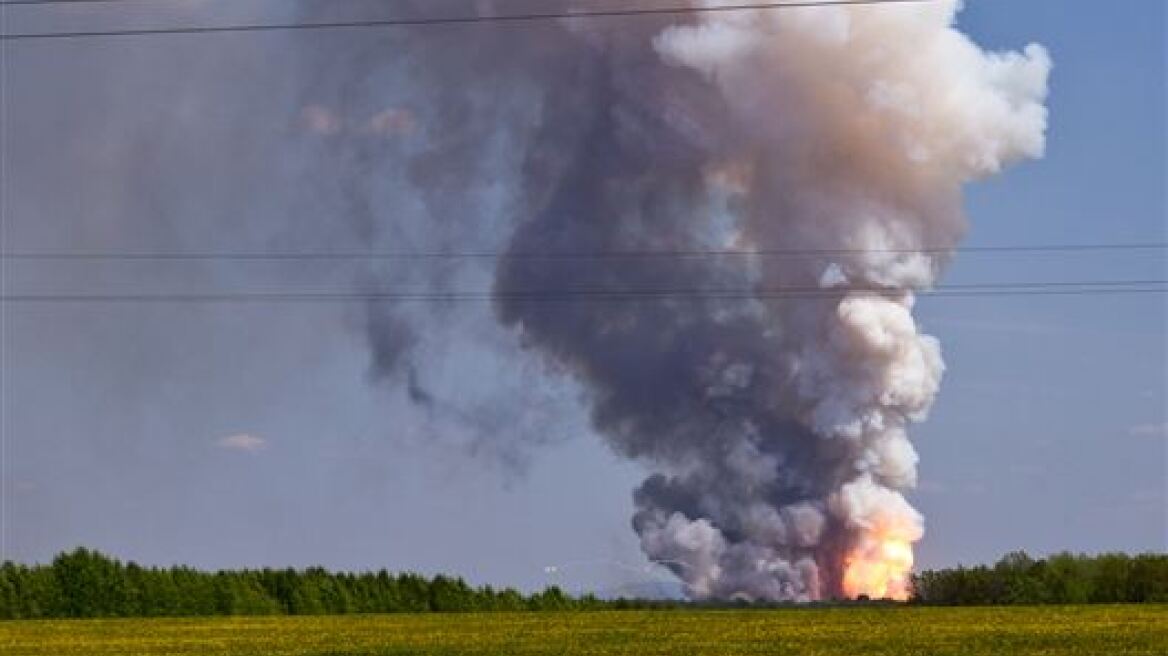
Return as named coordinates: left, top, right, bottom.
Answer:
left=217, top=434, right=267, bottom=453
left=1128, top=423, right=1168, bottom=438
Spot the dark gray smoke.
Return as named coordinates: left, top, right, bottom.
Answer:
left=298, top=0, right=1050, bottom=599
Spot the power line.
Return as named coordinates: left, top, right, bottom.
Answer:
left=0, top=0, right=140, bottom=5
left=0, top=0, right=932, bottom=41
left=2, top=290, right=1162, bottom=304
left=2, top=281, right=1164, bottom=304
left=3, top=242, right=1165, bottom=262
left=0, top=0, right=610, bottom=6
left=3, top=0, right=559, bottom=4
left=0, top=0, right=553, bottom=6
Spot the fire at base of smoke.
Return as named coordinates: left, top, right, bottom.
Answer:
left=347, top=0, right=1050, bottom=601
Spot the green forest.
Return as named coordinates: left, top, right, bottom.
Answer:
left=0, top=548, right=1164, bottom=619
left=909, top=551, right=1168, bottom=605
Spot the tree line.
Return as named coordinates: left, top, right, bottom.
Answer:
left=0, top=548, right=605, bottom=619
left=0, top=548, right=1164, bottom=619
left=910, top=551, right=1168, bottom=605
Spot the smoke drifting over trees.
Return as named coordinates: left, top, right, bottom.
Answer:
left=339, top=0, right=1049, bottom=600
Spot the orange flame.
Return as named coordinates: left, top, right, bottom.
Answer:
left=841, top=534, right=915, bottom=601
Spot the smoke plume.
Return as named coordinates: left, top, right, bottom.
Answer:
left=333, top=0, right=1050, bottom=600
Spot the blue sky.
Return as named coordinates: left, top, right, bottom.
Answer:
left=1, top=0, right=1164, bottom=595
left=910, top=0, right=1166, bottom=568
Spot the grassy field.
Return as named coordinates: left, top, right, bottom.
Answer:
left=2, top=606, right=1165, bottom=655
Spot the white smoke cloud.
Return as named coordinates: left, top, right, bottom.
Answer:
left=217, top=434, right=268, bottom=453
left=596, top=0, right=1048, bottom=600
left=337, top=0, right=1051, bottom=601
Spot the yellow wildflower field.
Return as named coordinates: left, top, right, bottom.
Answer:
left=2, top=606, right=1164, bottom=655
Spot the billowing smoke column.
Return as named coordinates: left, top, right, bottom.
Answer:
left=359, top=0, right=1050, bottom=600
left=490, top=0, right=1048, bottom=601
